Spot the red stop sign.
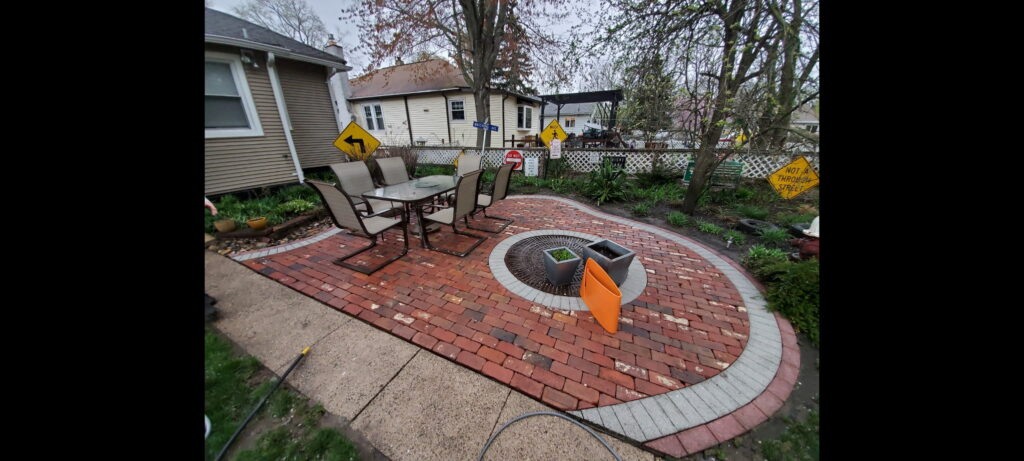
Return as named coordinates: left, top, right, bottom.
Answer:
left=504, top=150, right=524, bottom=171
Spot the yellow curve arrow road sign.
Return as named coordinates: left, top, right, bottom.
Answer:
left=333, top=122, right=381, bottom=161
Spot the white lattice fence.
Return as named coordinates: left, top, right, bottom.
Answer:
left=410, top=147, right=819, bottom=178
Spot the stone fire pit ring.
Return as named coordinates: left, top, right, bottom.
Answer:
left=489, top=230, right=647, bottom=311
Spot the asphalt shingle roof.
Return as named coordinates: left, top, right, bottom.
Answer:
left=541, top=102, right=595, bottom=116
left=205, top=8, right=344, bottom=65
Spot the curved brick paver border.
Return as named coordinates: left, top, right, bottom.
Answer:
left=488, top=229, right=647, bottom=311
left=503, top=196, right=797, bottom=457
left=228, top=195, right=798, bottom=457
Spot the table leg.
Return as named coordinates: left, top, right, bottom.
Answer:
left=414, top=203, right=427, bottom=248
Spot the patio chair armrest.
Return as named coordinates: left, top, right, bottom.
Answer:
left=360, top=208, right=397, bottom=219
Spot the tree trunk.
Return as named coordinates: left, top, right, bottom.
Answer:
left=474, top=87, right=490, bottom=148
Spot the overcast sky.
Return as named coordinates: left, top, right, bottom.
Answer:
left=208, top=0, right=599, bottom=92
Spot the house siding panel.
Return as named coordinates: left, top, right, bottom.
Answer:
left=348, top=99, right=411, bottom=147
left=277, top=59, right=346, bottom=168
left=407, top=94, right=450, bottom=146
left=205, top=45, right=298, bottom=195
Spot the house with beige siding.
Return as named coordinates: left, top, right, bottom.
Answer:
left=204, top=8, right=350, bottom=195
left=343, top=59, right=543, bottom=148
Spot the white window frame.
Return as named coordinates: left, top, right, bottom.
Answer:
left=205, top=51, right=263, bottom=139
left=449, top=98, right=466, bottom=122
left=361, top=102, right=385, bottom=131
left=565, top=118, right=575, bottom=128
left=517, top=105, right=533, bottom=130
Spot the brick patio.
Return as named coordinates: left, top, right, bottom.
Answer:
left=231, top=195, right=794, bottom=455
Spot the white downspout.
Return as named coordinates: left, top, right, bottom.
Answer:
left=266, top=52, right=305, bottom=183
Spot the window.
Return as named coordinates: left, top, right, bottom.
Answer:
left=565, top=118, right=575, bottom=128
left=517, top=106, right=532, bottom=129
left=363, top=103, right=385, bottom=131
left=808, top=124, right=818, bottom=133
left=205, top=53, right=262, bottom=138
left=450, top=99, right=465, bottom=121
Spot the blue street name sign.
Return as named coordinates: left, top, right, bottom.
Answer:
left=473, top=121, right=499, bottom=131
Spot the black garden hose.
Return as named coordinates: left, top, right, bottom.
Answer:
left=476, top=411, right=622, bottom=461
left=214, top=346, right=311, bottom=461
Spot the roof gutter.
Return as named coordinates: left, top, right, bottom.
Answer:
left=347, top=87, right=465, bottom=101
left=206, top=34, right=351, bottom=70
left=266, top=52, right=304, bottom=183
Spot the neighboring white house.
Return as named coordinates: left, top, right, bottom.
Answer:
left=329, top=58, right=542, bottom=148
left=790, top=103, right=819, bottom=134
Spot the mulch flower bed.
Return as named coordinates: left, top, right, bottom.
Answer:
left=206, top=215, right=335, bottom=256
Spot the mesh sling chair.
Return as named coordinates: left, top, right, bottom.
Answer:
left=443, top=154, right=482, bottom=204
left=305, top=179, right=409, bottom=275
left=417, top=169, right=487, bottom=257
left=376, top=157, right=413, bottom=186
left=466, top=163, right=514, bottom=233
left=329, top=161, right=402, bottom=215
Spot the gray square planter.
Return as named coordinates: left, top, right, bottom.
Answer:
left=583, top=239, right=635, bottom=286
left=543, top=247, right=582, bottom=286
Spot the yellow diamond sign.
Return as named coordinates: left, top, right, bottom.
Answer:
left=540, top=119, right=568, bottom=147
left=333, top=122, right=381, bottom=161
left=768, top=157, right=819, bottom=199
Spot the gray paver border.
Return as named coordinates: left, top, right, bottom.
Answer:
left=488, top=229, right=647, bottom=311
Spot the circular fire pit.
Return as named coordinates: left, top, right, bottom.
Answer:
left=489, top=230, right=647, bottom=311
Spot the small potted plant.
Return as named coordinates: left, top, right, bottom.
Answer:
left=213, top=219, right=236, bottom=233
left=543, top=247, right=583, bottom=286
left=246, top=216, right=268, bottom=230
left=583, top=239, right=635, bottom=286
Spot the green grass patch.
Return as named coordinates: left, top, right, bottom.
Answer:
left=205, top=329, right=359, bottom=461
left=631, top=201, right=654, bottom=217
left=774, top=212, right=817, bottom=227
left=735, top=204, right=770, bottom=220
left=666, top=211, right=689, bottom=227
left=757, top=228, right=791, bottom=248
left=415, top=164, right=455, bottom=176
left=696, top=221, right=724, bottom=236
left=722, top=229, right=746, bottom=246
left=761, top=410, right=819, bottom=461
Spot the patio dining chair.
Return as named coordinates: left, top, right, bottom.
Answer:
left=376, top=157, right=413, bottom=186
left=443, top=154, right=482, bottom=204
left=417, top=169, right=487, bottom=257
left=304, top=179, right=409, bottom=275
left=466, top=163, right=514, bottom=233
left=329, top=161, right=402, bottom=215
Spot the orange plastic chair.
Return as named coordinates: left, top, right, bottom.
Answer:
left=580, top=258, right=622, bottom=334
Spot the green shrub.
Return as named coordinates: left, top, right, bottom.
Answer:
left=762, top=259, right=820, bottom=347
left=722, top=229, right=746, bottom=246
left=546, top=158, right=568, bottom=179
left=666, top=211, right=689, bottom=227
left=275, top=199, right=316, bottom=215
left=775, top=212, right=817, bottom=226
left=582, top=158, right=627, bottom=205
left=758, top=227, right=791, bottom=247
left=547, top=177, right=581, bottom=194
left=303, top=170, right=337, bottom=182
left=634, top=160, right=681, bottom=188
left=742, top=244, right=789, bottom=277
left=735, top=204, right=770, bottom=220
left=631, top=201, right=654, bottom=217
left=415, top=164, right=455, bottom=176
left=277, top=185, right=319, bottom=203
left=629, top=183, right=686, bottom=205
left=696, top=221, right=724, bottom=235
left=734, top=187, right=755, bottom=201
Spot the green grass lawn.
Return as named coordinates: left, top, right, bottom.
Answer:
left=761, top=410, right=820, bottom=461
left=205, top=329, right=359, bottom=461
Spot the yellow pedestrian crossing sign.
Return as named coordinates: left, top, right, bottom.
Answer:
left=333, top=122, right=381, bottom=161
left=768, top=157, right=819, bottom=199
left=540, top=119, right=568, bottom=147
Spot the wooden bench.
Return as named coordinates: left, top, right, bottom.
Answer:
left=684, top=161, right=745, bottom=189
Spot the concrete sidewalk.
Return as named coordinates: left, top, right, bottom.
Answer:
left=205, top=250, right=655, bottom=461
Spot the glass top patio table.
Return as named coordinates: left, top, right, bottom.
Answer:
left=361, top=175, right=456, bottom=203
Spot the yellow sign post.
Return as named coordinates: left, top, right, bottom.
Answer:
left=540, top=119, right=568, bottom=147
left=333, top=122, right=381, bottom=161
left=768, top=157, right=819, bottom=199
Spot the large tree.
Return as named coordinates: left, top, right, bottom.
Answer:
left=592, top=0, right=819, bottom=214
left=618, top=54, right=677, bottom=145
left=233, top=0, right=329, bottom=48
left=344, top=0, right=567, bottom=148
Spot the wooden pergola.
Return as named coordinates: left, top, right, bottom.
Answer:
left=540, top=89, right=625, bottom=132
